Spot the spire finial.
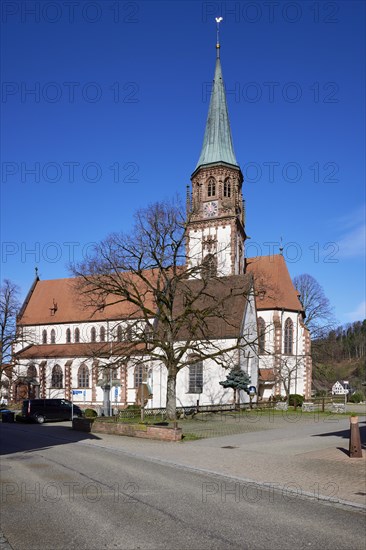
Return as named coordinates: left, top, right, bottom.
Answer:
left=279, top=237, right=284, bottom=255
left=215, top=17, right=223, bottom=57
left=35, top=266, right=39, bottom=278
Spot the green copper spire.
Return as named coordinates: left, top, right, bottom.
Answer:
left=195, top=31, right=239, bottom=171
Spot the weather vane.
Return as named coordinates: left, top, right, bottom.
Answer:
left=215, top=16, right=223, bottom=52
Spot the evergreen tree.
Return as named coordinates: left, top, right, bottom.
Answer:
left=219, top=366, right=251, bottom=407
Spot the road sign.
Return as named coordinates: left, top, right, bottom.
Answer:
left=114, top=387, right=118, bottom=398
left=248, top=386, right=256, bottom=395
left=72, top=390, right=82, bottom=395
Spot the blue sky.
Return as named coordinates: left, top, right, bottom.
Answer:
left=1, top=0, right=365, bottom=326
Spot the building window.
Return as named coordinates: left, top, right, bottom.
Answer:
left=116, top=325, right=123, bottom=342
left=42, top=330, right=47, bottom=344
left=66, top=328, right=71, bottom=343
left=51, top=365, right=63, bottom=388
left=78, top=364, right=89, bottom=388
left=134, top=365, right=146, bottom=388
left=74, top=328, right=80, bottom=343
left=258, top=317, right=266, bottom=354
left=90, top=327, right=96, bottom=342
left=188, top=360, right=203, bottom=393
left=50, top=329, right=56, bottom=344
left=224, top=178, right=231, bottom=197
left=203, top=254, right=217, bottom=278
left=126, top=325, right=132, bottom=341
left=27, top=365, right=37, bottom=379
left=100, top=326, right=106, bottom=342
left=284, top=317, right=293, bottom=355
left=207, top=177, right=216, bottom=197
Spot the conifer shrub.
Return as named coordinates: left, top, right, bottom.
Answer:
left=349, top=391, right=364, bottom=403
left=84, top=408, right=98, bottom=418
left=288, top=394, right=305, bottom=407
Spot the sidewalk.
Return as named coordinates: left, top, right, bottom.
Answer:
left=81, top=414, right=366, bottom=510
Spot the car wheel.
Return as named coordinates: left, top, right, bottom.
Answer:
left=35, top=415, right=45, bottom=424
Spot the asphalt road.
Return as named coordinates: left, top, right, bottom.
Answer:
left=1, top=422, right=365, bottom=550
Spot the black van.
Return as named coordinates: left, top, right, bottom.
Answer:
left=21, top=399, right=83, bottom=424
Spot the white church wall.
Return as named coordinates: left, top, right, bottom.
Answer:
left=258, top=309, right=308, bottom=398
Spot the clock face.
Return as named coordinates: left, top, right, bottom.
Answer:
left=203, top=201, right=218, bottom=218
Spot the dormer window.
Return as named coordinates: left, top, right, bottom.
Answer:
left=207, top=177, right=216, bottom=197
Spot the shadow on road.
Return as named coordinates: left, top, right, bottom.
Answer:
left=0, top=421, right=101, bottom=456
left=312, top=422, right=366, bottom=449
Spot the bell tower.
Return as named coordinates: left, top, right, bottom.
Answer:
left=186, top=21, right=246, bottom=276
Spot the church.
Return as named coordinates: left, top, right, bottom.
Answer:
left=11, top=35, right=312, bottom=411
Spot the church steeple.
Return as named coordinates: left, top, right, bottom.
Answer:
left=186, top=21, right=246, bottom=278
left=194, top=22, right=239, bottom=172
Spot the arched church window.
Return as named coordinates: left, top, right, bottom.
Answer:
left=258, top=317, right=266, bottom=354
left=116, top=325, right=123, bottom=342
left=27, top=365, right=37, bottom=380
left=224, top=178, right=231, bottom=198
left=284, top=318, right=293, bottom=355
left=207, top=177, right=216, bottom=197
left=90, top=326, right=96, bottom=342
left=100, top=326, right=106, bottom=342
left=125, top=325, right=133, bottom=341
left=203, top=254, right=217, bottom=278
left=74, top=327, right=80, bottom=343
left=66, top=328, right=71, bottom=343
left=50, top=329, right=56, bottom=344
left=51, top=365, right=63, bottom=388
left=78, top=364, right=89, bottom=388
left=42, top=330, right=47, bottom=344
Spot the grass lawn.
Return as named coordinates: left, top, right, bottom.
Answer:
left=99, top=407, right=366, bottom=440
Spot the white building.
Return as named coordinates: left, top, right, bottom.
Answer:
left=332, top=381, right=349, bottom=396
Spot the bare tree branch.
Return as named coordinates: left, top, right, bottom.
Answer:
left=71, top=200, right=258, bottom=419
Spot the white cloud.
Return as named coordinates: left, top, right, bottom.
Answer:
left=345, top=300, right=366, bottom=322
left=329, top=206, right=366, bottom=259
left=336, top=224, right=366, bottom=259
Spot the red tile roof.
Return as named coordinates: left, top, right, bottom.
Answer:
left=17, top=255, right=302, bottom=328
left=170, top=274, right=254, bottom=340
left=15, top=342, right=145, bottom=359
left=246, top=255, right=303, bottom=312
left=17, top=272, right=158, bottom=326
left=258, top=368, right=276, bottom=382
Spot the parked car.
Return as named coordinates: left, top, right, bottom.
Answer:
left=20, top=399, right=83, bottom=424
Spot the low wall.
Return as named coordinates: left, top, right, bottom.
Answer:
left=72, top=418, right=182, bottom=441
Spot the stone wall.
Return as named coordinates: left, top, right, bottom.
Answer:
left=73, top=418, right=182, bottom=441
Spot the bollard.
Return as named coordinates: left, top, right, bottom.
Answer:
left=349, top=416, right=362, bottom=458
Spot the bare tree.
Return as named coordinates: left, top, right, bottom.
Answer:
left=292, top=274, right=335, bottom=338
left=71, top=200, right=257, bottom=420
left=272, top=355, right=305, bottom=402
left=0, top=279, right=21, bottom=400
